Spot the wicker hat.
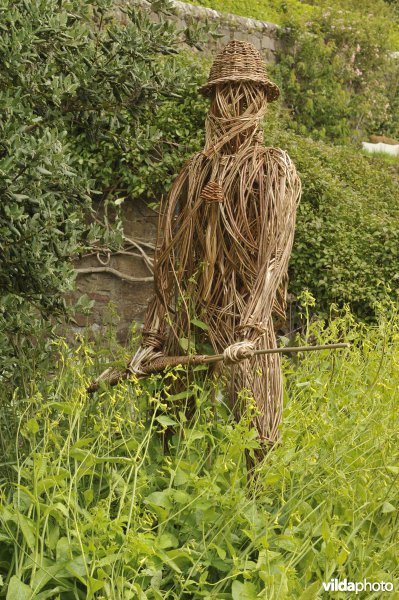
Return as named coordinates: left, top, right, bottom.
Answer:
left=199, top=40, right=280, bottom=102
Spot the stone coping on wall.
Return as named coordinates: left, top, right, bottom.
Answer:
left=124, top=0, right=280, bottom=58
left=170, top=1, right=279, bottom=34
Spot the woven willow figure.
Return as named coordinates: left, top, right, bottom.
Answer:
left=129, top=41, right=301, bottom=449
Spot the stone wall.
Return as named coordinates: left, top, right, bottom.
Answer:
left=72, top=201, right=157, bottom=341
left=72, top=1, right=280, bottom=341
left=127, top=0, right=280, bottom=62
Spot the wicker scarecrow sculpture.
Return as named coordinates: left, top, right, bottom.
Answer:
left=129, top=41, right=301, bottom=448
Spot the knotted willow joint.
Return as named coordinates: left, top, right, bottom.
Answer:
left=142, top=329, right=166, bottom=349
left=223, top=341, right=256, bottom=364
left=200, top=181, right=225, bottom=204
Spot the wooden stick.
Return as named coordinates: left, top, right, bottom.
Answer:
left=87, top=342, right=349, bottom=393
left=140, top=342, right=350, bottom=372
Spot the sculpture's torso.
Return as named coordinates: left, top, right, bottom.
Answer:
left=156, top=143, right=298, bottom=356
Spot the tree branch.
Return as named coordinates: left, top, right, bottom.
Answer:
left=75, top=266, right=153, bottom=283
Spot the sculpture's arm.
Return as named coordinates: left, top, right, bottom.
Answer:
left=142, top=164, right=191, bottom=350
left=238, top=150, right=301, bottom=345
left=128, top=157, right=199, bottom=371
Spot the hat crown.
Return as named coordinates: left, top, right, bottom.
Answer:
left=209, top=40, right=265, bottom=82
left=200, top=40, right=280, bottom=102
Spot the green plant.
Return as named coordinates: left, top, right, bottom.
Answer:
left=109, top=51, right=210, bottom=203
left=190, top=0, right=399, bottom=50
left=259, top=123, right=399, bottom=320
left=190, top=0, right=316, bottom=28
left=0, top=308, right=398, bottom=598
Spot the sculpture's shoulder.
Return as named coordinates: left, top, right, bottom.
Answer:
left=262, top=146, right=298, bottom=172
left=170, top=151, right=209, bottom=186
left=260, top=146, right=301, bottom=204
left=183, top=150, right=208, bottom=169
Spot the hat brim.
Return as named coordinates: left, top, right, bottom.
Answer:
left=199, top=76, right=280, bottom=102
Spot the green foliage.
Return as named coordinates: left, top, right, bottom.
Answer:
left=107, top=52, right=209, bottom=202
left=0, top=0, right=199, bottom=381
left=274, top=8, right=399, bottom=143
left=190, top=0, right=399, bottom=50
left=1, top=308, right=398, bottom=597
left=262, top=126, right=399, bottom=319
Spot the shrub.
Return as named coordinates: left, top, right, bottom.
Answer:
left=190, top=0, right=316, bottom=26
left=265, top=127, right=399, bottom=319
left=274, top=8, right=399, bottom=144
left=0, top=0, right=200, bottom=382
left=190, top=0, right=399, bottom=50
left=106, top=51, right=209, bottom=202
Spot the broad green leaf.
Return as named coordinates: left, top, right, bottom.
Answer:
left=171, top=490, right=191, bottom=504
left=16, top=512, right=35, bottom=551
left=167, top=391, right=191, bottom=401
left=158, top=533, right=179, bottom=549
left=36, top=166, right=52, bottom=175
left=156, top=415, right=178, bottom=427
left=6, top=576, right=32, bottom=600
left=210, top=543, right=226, bottom=560
left=87, top=577, right=104, bottom=594
left=298, top=581, right=321, bottom=599
left=145, top=491, right=172, bottom=509
left=35, top=589, right=64, bottom=600
left=190, top=318, right=209, bottom=330
left=231, top=580, right=258, bottom=600
left=45, top=402, right=73, bottom=415
left=46, top=521, right=60, bottom=551
left=382, top=501, right=395, bottom=513
left=56, top=537, right=72, bottom=562
left=36, top=477, right=64, bottom=495
left=83, top=488, right=94, bottom=505
left=179, top=338, right=189, bottom=351
left=337, top=547, right=350, bottom=565
left=65, top=555, right=86, bottom=580
left=174, top=467, right=189, bottom=486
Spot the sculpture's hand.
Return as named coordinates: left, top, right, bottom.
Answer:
left=127, top=346, right=164, bottom=375
left=223, top=341, right=256, bottom=364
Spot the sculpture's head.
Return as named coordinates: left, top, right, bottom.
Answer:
left=200, top=41, right=279, bottom=150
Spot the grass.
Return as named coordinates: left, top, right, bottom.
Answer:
left=187, top=0, right=315, bottom=26
left=0, top=305, right=398, bottom=598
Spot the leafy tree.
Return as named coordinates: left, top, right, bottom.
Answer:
left=0, top=0, right=199, bottom=381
